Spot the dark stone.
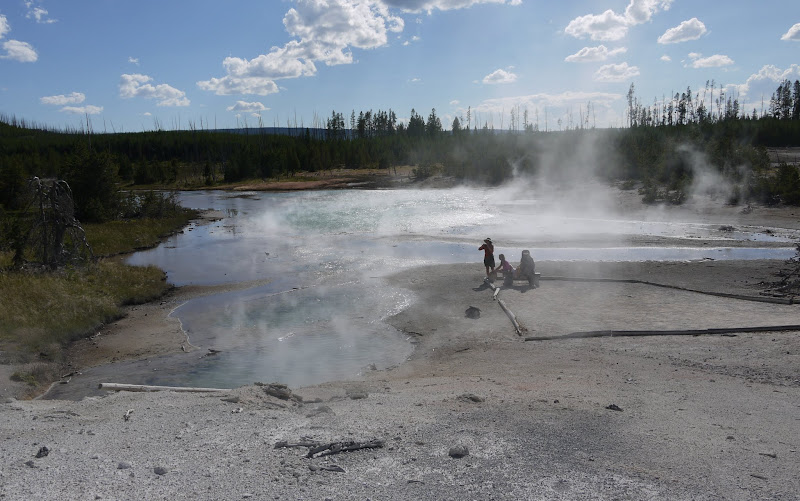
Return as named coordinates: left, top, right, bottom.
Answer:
left=154, top=466, right=168, bottom=475
left=457, top=393, right=484, bottom=403
left=465, top=306, right=481, bottom=319
left=35, top=446, right=49, bottom=458
left=449, top=445, right=469, bottom=458
left=605, top=404, right=623, bottom=412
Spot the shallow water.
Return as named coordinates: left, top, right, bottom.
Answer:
left=67, top=187, right=798, bottom=394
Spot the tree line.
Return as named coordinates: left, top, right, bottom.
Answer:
left=1, top=78, right=800, bottom=226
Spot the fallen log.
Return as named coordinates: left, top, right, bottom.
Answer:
left=306, top=440, right=385, bottom=458
left=525, top=324, right=800, bottom=342
left=99, top=383, right=229, bottom=393
left=497, top=298, right=525, bottom=336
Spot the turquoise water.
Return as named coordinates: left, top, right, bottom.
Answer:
left=56, top=187, right=795, bottom=395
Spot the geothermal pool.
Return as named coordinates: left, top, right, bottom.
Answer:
left=47, top=187, right=800, bottom=397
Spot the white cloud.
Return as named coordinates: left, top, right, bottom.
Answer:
left=226, top=101, right=268, bottom=113
left=565, top=45, right=627, bottom=63
left=410, top=77, right=421, bottom=83
left=129, top=57, right=139, bottom=65
left=201, top=0, right=408, bottom=96
left=657, top=18, right=706, bottom=44
left=686, top=53, right=733, bottom=68
left=593, top=62, right=640, bottom=82
left=0, top=14, right=9, bottom=39
left=40, top=92, right=86, bottom=106
left=1, top=40, right=38, bottom=62
left=450, top=99, right=459, bottom=106
left=781, top=23, right=800, bottom=41
left=382, top=0, right=520, bottom=13
left=119, top=74, right=190, bottom=106
left=565, top=0, right=672, bottom=41
left=482, top=68, right=517, bottom=84
left=731, top=64, right=800, bottom=108
left=565, top=9, right=628, bottom=41
left=625, top=0, right=673, bottom=24
left=60, top=105, right=103, bottom=115
left=199, top=0, right=522, bottom=96
left=660, top=54, right=671, bottom=62
left=26, top=6, right=56, bottom=24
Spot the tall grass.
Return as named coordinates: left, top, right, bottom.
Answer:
left=84, top=210, right=197, bottom=256
left=0, top=261, right=169, bottom=353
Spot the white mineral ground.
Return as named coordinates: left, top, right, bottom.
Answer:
left=1, top=192, right=799, bottom=500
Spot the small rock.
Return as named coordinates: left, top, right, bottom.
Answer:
left=306, top=406, right=334, bottom=418
left=24, top=460, right=35, bottom=468
left=605, top=404, right=623, bottom=412
left=346, top=389, right=368, bottom=400
left=153, top=466, right=168, bottom=475
left=35, top=446, right=49, bottom=458
left=457, top=393, right=484, bottom=403
left=117, top=462, right=132, bottom=470
left=465, top=306, right=481, bottom=319
left=449, top=445, right=469, bottom=458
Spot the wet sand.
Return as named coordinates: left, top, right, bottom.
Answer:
left=1, top=196, right=799, bottom=499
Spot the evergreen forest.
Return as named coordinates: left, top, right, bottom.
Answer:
left=2, top=79, right=800, bottom=229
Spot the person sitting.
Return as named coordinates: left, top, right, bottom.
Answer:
left=515, top=249, right=536, bottom=287
left=496, top=254, right=515, bottom=286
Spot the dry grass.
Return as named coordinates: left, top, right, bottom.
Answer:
left=0, top=260, right=169, bottom=353
left=84, top=211, right=197, bottom=257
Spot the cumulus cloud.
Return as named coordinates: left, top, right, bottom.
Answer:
left=731, top=64, right=800, bottom=108
left=60, top=105, right=103, bottom=115
left=199, top=0, right=520, bottom=96
left=199, top=0, right=405, bottom=96
left=660, top=54, right=671, bottom=62
left=382, top=0, right=520, bottom=13
left=657, top=18, right=706, bottom=44
left=0, top=14, right=39, bottom=62
left=482, top=68, right=517, bottom=84
left=565, top=0, right=672, bottom=41
left=128, top=57, right=139, bottom=65
left=781, top=23, right=800, bottom=41
left=1, top=40, right=38, bottom=62
left=0, top=14, right=9, bottom=38
left=119, top=74, right=190, bottom=106
left=40, top=92, right=86, bottom=106
left=226, top=101, right=268, bottom=113
left=686, top=53, right=733, bottom=68
left=593, top=62, right=640, bottom=82
left=565, top=45, right=627, bottom=63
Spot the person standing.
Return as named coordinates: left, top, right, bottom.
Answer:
left=479, top=238, right=495, bottom=277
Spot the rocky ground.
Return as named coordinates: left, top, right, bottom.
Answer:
left=1, top=191, right=799, bottom=500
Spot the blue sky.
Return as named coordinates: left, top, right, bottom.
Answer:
left=1, top=0, right=799, bottom=132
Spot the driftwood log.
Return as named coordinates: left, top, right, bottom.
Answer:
left=99, top=383, right=229, bottom=393
left=275, top=439, right=385, bottom=458
left=525, top=324, right=800, bottom=342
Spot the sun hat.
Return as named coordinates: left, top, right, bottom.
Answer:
left=484, top=238, right=492, bottom=243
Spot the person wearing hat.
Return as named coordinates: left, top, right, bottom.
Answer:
left=478, top=238, right=495, bottom=278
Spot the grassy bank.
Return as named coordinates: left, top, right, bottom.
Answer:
left=0, top=209, right=197, bottom=394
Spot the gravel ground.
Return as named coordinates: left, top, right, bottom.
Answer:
left=2, top=258, right=799, bottom=500
left=2, top=195, right=799, bottom=500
